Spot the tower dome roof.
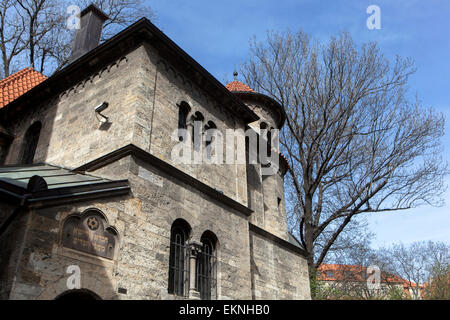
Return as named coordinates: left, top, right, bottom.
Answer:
left=225, top=80, right=255, bottom=93
left=225, top=79, right=286, bottom=128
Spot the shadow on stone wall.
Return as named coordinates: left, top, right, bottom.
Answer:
left=1, top=86, right=58, bottom=165
left=0, top=203, right=121, bottom=300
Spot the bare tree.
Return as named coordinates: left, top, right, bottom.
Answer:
left=316, top=239, right=450, bottom=300
left=16, top=0, right=65, bottom=73
left=0, top=0, right=27, bottom=77
left=0, top=0, right=155, bottom=77
left=77, top=0, right=154, bottom=40
left=241, top=30, right=448, bottom=284
left=316, top=230, right=410, bottom=300
left=424, top=261, right=450, bottom=299
left=376, top=241, right=449, bottom=299
left=314, top=230, right=378, bottom=300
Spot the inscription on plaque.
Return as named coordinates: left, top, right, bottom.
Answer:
left=62, top=213, right=117, bottom=259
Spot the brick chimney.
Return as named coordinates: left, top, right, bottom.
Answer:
left=69, top=4, right=109, bottom=63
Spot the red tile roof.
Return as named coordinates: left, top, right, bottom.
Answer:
left=225, top=80, right=255, bottom=92
left=0, top=68, right=47, bottom=108
left=318, top=264, right=418, bottom=287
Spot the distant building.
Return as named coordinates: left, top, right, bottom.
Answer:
left=317, top=264, right=423, bottom=299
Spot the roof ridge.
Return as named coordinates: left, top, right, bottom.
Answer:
left=225, top=80, right=255, bottom=93
left=0, top=67, right=47, bottom=108
left=0, top=68, right=33, bottom=87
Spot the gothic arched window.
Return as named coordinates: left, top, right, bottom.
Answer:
left=197, top=231, right=218, bottom=300
left=259, top=121, right=268, bottom=132
left=178, top=102, right=191, bottom=141
left=191, top=111, right=204, bottom=152
left=168, top=219, right=191, bottom=297
left=55, top=289, right=102, bottom=300
left=204, top=121, right=217, bottom=159
left=21, top=121, right=42, bottom=164
left=267, top=126, right=274, bottom=154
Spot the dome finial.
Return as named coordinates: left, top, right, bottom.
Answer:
left=233, top=70, right=238, bottom=80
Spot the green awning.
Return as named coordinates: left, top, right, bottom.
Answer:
left=0, top=163, right=130, bottom=207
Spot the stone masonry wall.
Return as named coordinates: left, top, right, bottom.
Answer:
left=246, top=163, right=265, bottom=227
left=261, top=173, right=288, bottom=241
left=145, top=43, right=248, bottom=206
left=6, top=154, right=254, bottom=299
left=249, top=230, right=311, bottom=300
left=120, top=155, right=253, bottom=299
left=247, top=100, right=280, bottom=133
left=0, top=205, right=29, bottom=299
left=246, top=158, right=288, bottom=240
left=240, top=96, right=289, bottom=240
left=1, top=38, right=309, bottom=300
left=4, top=46, right=150, bottom=168
left=5, top=197, right=129, bottom=299
left=4, top=42, right=248, bottom=208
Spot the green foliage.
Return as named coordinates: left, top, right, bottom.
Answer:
left=308, top=266, right=321, bottom=299
left=423, top=266, right=450, bottom=300
left=309, top=266, right=341, bottom=300
left=384, top=286, right=410, bottom=300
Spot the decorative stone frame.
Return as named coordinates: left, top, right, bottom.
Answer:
left=59, top=208, right=119, bottom=260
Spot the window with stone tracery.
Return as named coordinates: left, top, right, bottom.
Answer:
left=168, top=219, right=191, bottom=297
left=191, top=111, right=204, bottom=152
left=196, top=231, right=217, bottom=300
left=178, top=101, right=191, bottom=142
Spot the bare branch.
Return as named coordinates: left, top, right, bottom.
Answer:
left=241, top=29, right=448, bottom=271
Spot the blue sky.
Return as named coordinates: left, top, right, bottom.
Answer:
left=149, top=0, right=450, bottom=248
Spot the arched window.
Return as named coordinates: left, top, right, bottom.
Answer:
left=267, top=126, right=274, bottom=153
left=197, top=231, right=218, bottom=300
left=191, top=111, right=204, bottom=152
left=21, top=121, right=41, bottom=164
left=259, top=121, right=268, bottom=132
left=178, top=102, right=191, bottom=141
left=204, top=121, right=217, bottom=159
left=168, top=219, right=191, bottom=297
left=55, top=289, right=101, bottom=300
left=259, top=122, right=270, bottom=157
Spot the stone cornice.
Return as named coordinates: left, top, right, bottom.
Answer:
left=75, top=144, right=253, bottom=217
left=0, top=18, right=259, bottom=125
left=249, top=222, right=308, bottom=257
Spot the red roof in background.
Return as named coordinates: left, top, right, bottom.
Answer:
left=0, top=68, right=47, bottom=108
left=318, top=264, right=419, bottom=288
left=225, top=80, right=255, bottom=92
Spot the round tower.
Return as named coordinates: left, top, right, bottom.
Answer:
left=226, top=75, right=289, bottom=240
left=225, top=73, right=286, bottom=133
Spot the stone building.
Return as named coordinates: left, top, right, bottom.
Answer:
left=0, top=5, right=310, bottom=300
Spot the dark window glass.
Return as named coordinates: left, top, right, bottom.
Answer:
left=192, top=112, right=204, bottom=151
left=197, top=233, right=217, bottom=300
left=260, top=122, right=268, bottom=130
left=168, top=220, right=190, bottom=296
left=259, top=122, right=270, bottom=157
left=267, top=127, right=274, bottom=153
left=204, top=121, right=217, bottom=159
left=178, top=102, right=190, bottom=141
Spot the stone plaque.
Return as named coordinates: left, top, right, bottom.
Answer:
left=62, top=213, right=117, bottom=259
